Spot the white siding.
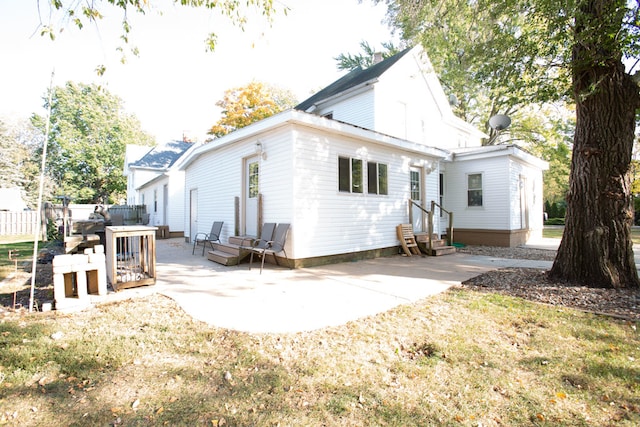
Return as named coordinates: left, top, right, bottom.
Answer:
left=184, top=127, right=294, bottom=243
left=445, top=156, right=511, bottom=230
left=316, top=89, right=375, bottom=130
left=445, top=154, right=545, bottom=238
left=167, top=171, right=185, bottom=232
left=507, top=158, right=545, bottom=238
left=290, top=127, right=439, bottom=258
left=374, top=67, right=447, bottom=145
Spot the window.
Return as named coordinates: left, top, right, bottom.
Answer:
left=410, top=170, right=420, bottom=200
left=248, top=161, right=259, bottom=198
left=153, top=189, right=157, bottom=212
left=467, top=173, right=483, bottom=207
left=367, top=162, right=388, bottom=195
left=338, top=156, right=363, bottom=193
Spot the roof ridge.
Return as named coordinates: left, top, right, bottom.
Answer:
left=295, top=46, right=413, bottom=112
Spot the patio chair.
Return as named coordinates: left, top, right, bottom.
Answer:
left=192, top=221, right=224, bottom=255
left=239, top=223, right=276, bottom=259
left=249, top=223, right=291, bottom=274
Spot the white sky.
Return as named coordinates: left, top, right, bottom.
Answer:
left=0, top=0, right=396, bottom=142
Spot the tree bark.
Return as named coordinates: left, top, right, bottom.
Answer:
left=549, top=0, right=640, bottom=288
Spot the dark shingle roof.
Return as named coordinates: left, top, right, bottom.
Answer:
left=130, top=140, right=192, bottom=170
left=295, top=47, right=413, bottom=112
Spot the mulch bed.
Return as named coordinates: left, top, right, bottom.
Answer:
left=461, top=267, right=640, bottom=321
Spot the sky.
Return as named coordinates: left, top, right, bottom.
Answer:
left=0, top=0, right=396, bottom=143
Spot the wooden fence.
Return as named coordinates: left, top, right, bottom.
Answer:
left=0, top=211, right=44, bottom=238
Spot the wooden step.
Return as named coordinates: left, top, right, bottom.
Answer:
left=207, top=237, right=254, bottom=266
left=428, top=245, right=457, bottom=256
left=212, top=242, right=244, bottom=257
left=230, top=236, right=253, bottom=246
left=207, top=250, right=240, bottom=266
left=414, top=233, right=447, bottom=246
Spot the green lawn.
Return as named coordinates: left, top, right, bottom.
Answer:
left=0, top=240, right=40, bottom=281
left=543, top=226, right=640, bottom=244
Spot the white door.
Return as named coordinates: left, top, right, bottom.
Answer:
left=244, top=156, right=260, bottom=237
left=410, top=167, right=424, bottom=232
left=189, top=189, right=197, bottom=242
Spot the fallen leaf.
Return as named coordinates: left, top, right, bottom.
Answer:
left=556, top=391, right=567, bottom=399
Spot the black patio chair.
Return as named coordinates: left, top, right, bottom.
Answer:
left=192, top=221, right=224, bottom=255
left=249, top=223, right=291, bottom=274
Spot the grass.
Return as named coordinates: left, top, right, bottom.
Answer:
left=0, top=241, right=38, bottom=281
left=543, top=226, right=640, bottom=244
left=0, top=291, right=638, bottom=426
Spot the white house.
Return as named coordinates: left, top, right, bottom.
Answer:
left=170, top=46, right=548, bottom=267
left=125, top=140, right=195, bottom=234
left=0, top=187, right=28, bottom=211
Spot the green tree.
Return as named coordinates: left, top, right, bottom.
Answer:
left=31, top=82, right=155, bottom=204
left=375, top=0, right=568, bottom=139
left=509, top=103, right=574, bottom=205
left=377, top=0, right=640, bottom=288
left=0, top=120, right=26, bottom=190
left=0, top=119, right=50, bottom=208
left=207, top=81, right=297, bottom=139
left=37, top=0, right=281, bottom=71
left=334, top=40, right=402, bottom=71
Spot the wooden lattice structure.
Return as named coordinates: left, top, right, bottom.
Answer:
left=106, top=226, right=157, bottom=291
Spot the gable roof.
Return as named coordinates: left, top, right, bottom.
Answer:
left=130, top=140, right=193, bottom=170
left=295, top=47, right=413, bottom=112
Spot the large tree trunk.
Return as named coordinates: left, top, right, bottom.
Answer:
left=549, top=0, right=640, bottom=288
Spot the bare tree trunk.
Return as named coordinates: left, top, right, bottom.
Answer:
left=549, top=0, right=640, bottom=288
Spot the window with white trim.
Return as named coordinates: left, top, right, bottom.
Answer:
left=410, top=170, right=421, bottom=200
left=338, top=156, right=363, bottom=193
left=467, top=173, right=483, bottom=207
left=367, top=162, right=388, bottom=195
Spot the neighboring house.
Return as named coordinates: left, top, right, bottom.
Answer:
left=171, top=45, right=547, bottom=267
left=0, top=187, right=28, bottom=211
left=125, top=140, right=195, bottom=235
left=124, top=144, right=154, bottom=205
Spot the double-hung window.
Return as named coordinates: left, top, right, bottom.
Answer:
left=338, top=156, right=363, bottom=193
left=367, top=162, right=388, bottom=195
left=467, top=173, right=483, bottom=207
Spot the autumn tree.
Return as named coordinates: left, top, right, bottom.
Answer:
left=207, top=81, right=297, bottom=139
left=31, top=82, right=155, bottom=204
left=377, top=0, right=640, bottom=288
